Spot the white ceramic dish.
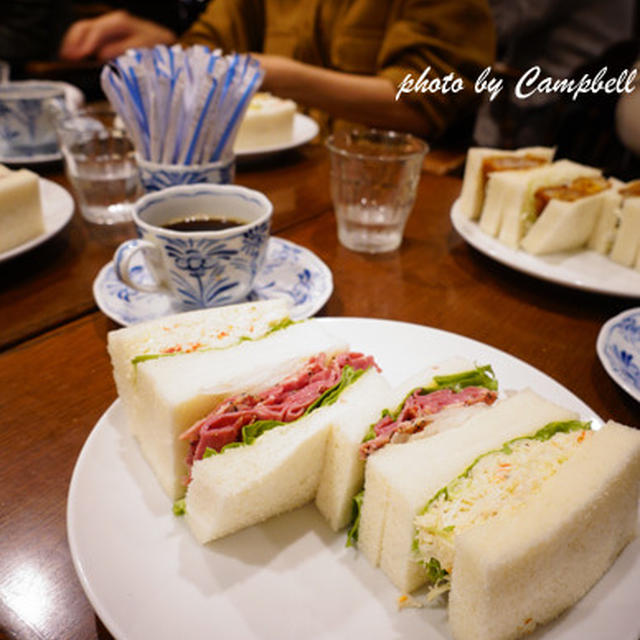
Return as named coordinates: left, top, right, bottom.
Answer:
left=450, top=199, right=640, bottom=298
left=67, top=317, right=639, bottom=640
left=596, top=307, right=640, bottom=402
left=93, top=236, right=333, bottom=325
left=235, top=113, right=319, bottom=161
left=0, top=178, right=74, bottom=263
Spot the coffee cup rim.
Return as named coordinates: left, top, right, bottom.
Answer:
left=133, top=184, right=273, bottom=238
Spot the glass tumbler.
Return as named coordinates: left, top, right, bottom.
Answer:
left=326, top=129, right=428, bottom=253
left=57, top=106, right=142, bottom=224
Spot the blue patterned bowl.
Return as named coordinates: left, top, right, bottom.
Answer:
left=114, top=184, right=272, bottom=309
left=597, top=307, right=640, bottom=402
left=136, top=154, right=236, bottom=192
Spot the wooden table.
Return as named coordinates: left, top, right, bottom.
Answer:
left=0, top=143, right=637, bottom=640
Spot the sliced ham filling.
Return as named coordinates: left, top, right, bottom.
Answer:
left=180, top=351, right=378, bottom=467
left=359, top=386, right=498, bottom=459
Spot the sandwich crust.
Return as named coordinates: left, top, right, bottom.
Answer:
left=449, top=420, right=640, bottom=640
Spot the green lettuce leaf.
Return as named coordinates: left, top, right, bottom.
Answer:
left=346, top=490, right=364, bottom=547
left=362, top=364, right=497, bottom=443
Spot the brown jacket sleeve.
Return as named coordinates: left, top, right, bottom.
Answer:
left=377, top=0, right=496, bottom=137
left=179, top=0, right=265, bottom=53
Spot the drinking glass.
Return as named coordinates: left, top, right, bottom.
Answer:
left=57, top=106, right=142, bottom=224
left=326, top=129, right=428, bottom=253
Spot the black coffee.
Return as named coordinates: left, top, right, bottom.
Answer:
left=162, top=216, right=244, bottom=232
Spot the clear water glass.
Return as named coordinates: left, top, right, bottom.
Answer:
left=326, top=129, right=428, bottom=253
left=57, top=107, right=142, bottom=225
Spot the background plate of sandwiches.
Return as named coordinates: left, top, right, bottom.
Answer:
left=452, top=147, right=640, bottom=298
left=67, top=300, right=640, bottom=640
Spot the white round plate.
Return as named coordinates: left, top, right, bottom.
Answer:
left=0, top=178, right=74, bottom=263
left=234, top=113, right=319, bottom=161
left=93, top=236, right=333, bottom=325
left=0, top=81, right=84, bottom=165
left=451, top=199, right=640, bottom=298
left=67, top=317, right=639, bottom=640
left=597, top=307, right=640, bottom=402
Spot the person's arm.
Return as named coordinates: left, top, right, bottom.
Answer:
left=59, top=10, right=177, bottom=62
left=254, top=54, right=431, bottom=137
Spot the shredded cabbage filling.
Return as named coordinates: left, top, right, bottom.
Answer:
left=413, top=422, right=592, bottom=594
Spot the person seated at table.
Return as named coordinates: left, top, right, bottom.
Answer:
left=59, top=0, right=207, bottom=61
left=58, top=0, right=496, bottom=141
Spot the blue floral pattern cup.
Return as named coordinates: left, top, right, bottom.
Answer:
left=114, top=184, right=272, bottom=309
left=0, top=82, right=66, bottom=157
left=136, top=153, right=236, bottom=192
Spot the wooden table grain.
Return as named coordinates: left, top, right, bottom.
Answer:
left=0, top=147, right=638, bottom=640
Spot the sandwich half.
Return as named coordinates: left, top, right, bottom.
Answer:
left=180, top=350, right=384, bottom=543
left=108, top=298, right=292, bottom=440
left=357, top=389, right=578, bottom=593
left=315, top=357, right=498, bottom=532
left=414, top=419, right=640, bottom=640
left=111, top=312, right=349, bottom=499
left=458, top=147, right=554, bottom=221
left=486, top=159, right=602, bottom=249
left=609, top=180, right=640, bottom=268
left=520, top=175, right=612, bottom=255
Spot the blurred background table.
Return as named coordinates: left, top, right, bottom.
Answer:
left=0, top=142, right=637, bottom=640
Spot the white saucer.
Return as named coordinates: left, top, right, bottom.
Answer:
left=596, top=307, right=640, bottom=402
left=235, top=114, right=319, bottom=162
left=0, top=178, right=74, bottom=263
left=0, top=150, right=62, bottom=165
left=93, top=236, right=333, bottom=325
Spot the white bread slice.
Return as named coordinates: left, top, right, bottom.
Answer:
left=495, top=160, right=601, bottom=249
left=458, top=147, right=554, bottom=221
left=132, top=321, right=347, bottom=499
left=520, top=188, right=611, bottom=255
left=0, top=167, right=44, bottom=253
left=588, top=178, right=624, bottom=253
left=315, top=357, right=479, bottom=532
left=449, top=420, right=640, bottom=640
left=184, top=364, right=384, bottom=543
left=314, top=370, right=392, bottom=531
left=359, top=389, right=578, bottom=593
left=108, top=298, right=291, bottom=436
left=610, top=195, right=640, bottom=267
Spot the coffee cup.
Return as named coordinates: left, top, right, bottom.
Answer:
left=0, top=81, right=67, bottom=158
left=114, top=184, right=272, bottom=309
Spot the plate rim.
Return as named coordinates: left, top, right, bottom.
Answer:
left=66, top=316, right=620, bottom=640
left=450, top=198, right=640, bottom=298
left=0, top=177, right=74, bottom=263
left=234, top=113, right=319, bottom=159
left=596, top=306, right=640, bottom=402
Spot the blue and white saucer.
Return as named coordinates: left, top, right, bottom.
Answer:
left=596, top=307, right=640, bottom=402
left=93, top=237, right=333, bottom=326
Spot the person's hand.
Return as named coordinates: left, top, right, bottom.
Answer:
left=59, top=10, right=177, bottom=62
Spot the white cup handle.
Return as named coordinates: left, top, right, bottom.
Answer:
left=114, top=239, right=166, bottom=293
